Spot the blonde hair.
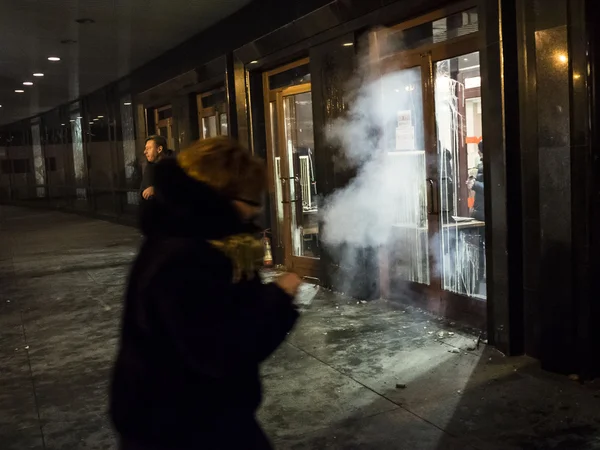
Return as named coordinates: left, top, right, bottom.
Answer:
left=177, top=137, right=266, bottom=203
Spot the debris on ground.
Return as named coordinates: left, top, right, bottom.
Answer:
left=396, top=383, right=407, bottom=389
left=449, top=349, right=460, bottom=354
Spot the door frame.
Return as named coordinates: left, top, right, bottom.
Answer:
left=372, top=22, right=486, bottom=327
left=263, top=59, right=320, bottom=279
left=197, top=87, right=229, bottom=139
left=154, top=105, right=175, bottom=150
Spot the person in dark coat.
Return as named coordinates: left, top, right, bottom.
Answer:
left=140, top=135, right=174, bottom=201
left=110, top=137, right=302, bottom=450
left=467, top=140, right=485, bottom=221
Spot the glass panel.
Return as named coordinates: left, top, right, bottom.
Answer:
left=203, top=115, right=218, bottom=138
left=201, top=90, right=227, bottom=108
left=283, top=91, right=319, bottom=258
left=31, top=123, right=45, bottom=197
left=158, top=107, right=173, bottom=120
left=220, top=113, right=228, bottom=136
left=435, top=51, right=486, bottom=300
left=70, top=111, right=87, bottom=201
left=120, top=96, right=139, bottom=206
left=383, top=8, right=479, bottom=57
left=270, top=101, right=284, bottom=250
left=383, top=67, right=430, bottom=286
left=269, top=64, right=311, bottom=90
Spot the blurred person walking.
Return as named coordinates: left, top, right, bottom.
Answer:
left=111, top=137, right=301, bottom=450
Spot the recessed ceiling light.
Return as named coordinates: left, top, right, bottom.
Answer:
left=15, top=89, right=24, bottom=93
left=70, top=119, right=75, bottom=123
left=123, top=102, right=131, bottom=106
left=48, top=56, right=61, bottom=62
left=77, top=116, right=83, bottom=119
left=61, top=123, right=65, bottom=126
left=343, top=42, right=354, bottom=47
left=0, top=105, right=2, bottom=108
left=249, top=60, right=258, bottom=64
left=23, top=81, right=33, bottom=86
left=97, top=115, right=104, bottom=118
left=33, top=73, right=44, bottom=77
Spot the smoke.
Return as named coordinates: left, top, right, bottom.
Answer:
left=320, top=30, right=433, bottom=296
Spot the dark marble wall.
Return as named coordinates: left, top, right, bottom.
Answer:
left=516, top=0, right=599, bottom=377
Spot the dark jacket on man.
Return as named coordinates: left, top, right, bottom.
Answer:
left=472, top=143, right=485, bottom=221
left=139, top=149, right=174, bottom=199
left=111, top=158, right=299, bottom=449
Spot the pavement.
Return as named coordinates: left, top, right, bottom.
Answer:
left=1, top=205, right=600, bottom=449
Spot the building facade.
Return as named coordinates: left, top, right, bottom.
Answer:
left=1, top=0, right=599, bottom=378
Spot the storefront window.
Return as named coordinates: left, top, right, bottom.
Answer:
left=435, top=51, right=486, bottom=299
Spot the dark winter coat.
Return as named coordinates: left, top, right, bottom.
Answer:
left=139, top=149, right=174, bottom=199
left=110, top=157, right=299, bottom=449
left=472, top=161, right=485, bottom=221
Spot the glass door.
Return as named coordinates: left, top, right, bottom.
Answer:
left=373, top=3, right=486, bottom=322
left=433, top=49, right=486, bottom=300
left=377, top=53, right=439, bottom=296
left=197, top=88, right=229, bottom=139
left=154, top=105, right=175, bottom=150
left=264, top=59, right=320, bottom=278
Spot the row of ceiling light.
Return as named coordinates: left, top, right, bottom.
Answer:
left=13, top=57, right=61, bottom=94
left=0, top=57, right=61, bottom=109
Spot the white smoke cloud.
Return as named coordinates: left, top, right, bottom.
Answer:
left=320, top=31, right=434, bottom=296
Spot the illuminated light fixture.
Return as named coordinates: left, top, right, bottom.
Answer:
left=70, top=119, right=75, bottom=122
left=123, top=102, right=132, bottom=106
left=343, top=42, right=354, bottom=47
left=557, top=54, right=568, bottom=64
left=97, top=115, right=104, bottom=118
left=574, top=73, right=581, bottom=79
left=61, top=123, right=65, bottom=126
left=33, top=73, right=44, bottom=77
left=0, top=105, right=2, bottom=108
left=249, top=60, right=258, bottom=64
left=93, top=118, right=99, bottom=121
left=23, top=81, right=33, bottom=86
left=77, top=116, right=83, bottom=119
left=48, top=56, right=61, bottom=62
left=464, top=58, right=469, bottom=61
left=464, top=76, right=482, bottom=89
left=15, top=89, right=24, bottom=93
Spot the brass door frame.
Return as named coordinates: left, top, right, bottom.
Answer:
left=154, top=105, right=174, bottom=149
left=373, top=11, right=484, bottom=319
left=263, top=59, right=319, bottom=279
left=197, top=87, right=228, bottom=139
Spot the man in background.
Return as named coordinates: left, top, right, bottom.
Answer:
left=467, top=140, right=484, bottom=221
left=140, top=135, right=173, bottom=201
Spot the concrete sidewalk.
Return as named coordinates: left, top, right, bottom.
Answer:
left=1, top=206, right=599, bottom=449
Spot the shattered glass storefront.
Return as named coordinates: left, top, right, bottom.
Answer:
left=369, top=3, right=487, bottom=326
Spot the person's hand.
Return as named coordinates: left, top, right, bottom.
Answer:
left=142, top=187, right=155, bottom=199
left=466, top=179, right=475, bottom=190
left=275, top=273, right=302, bottom=297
